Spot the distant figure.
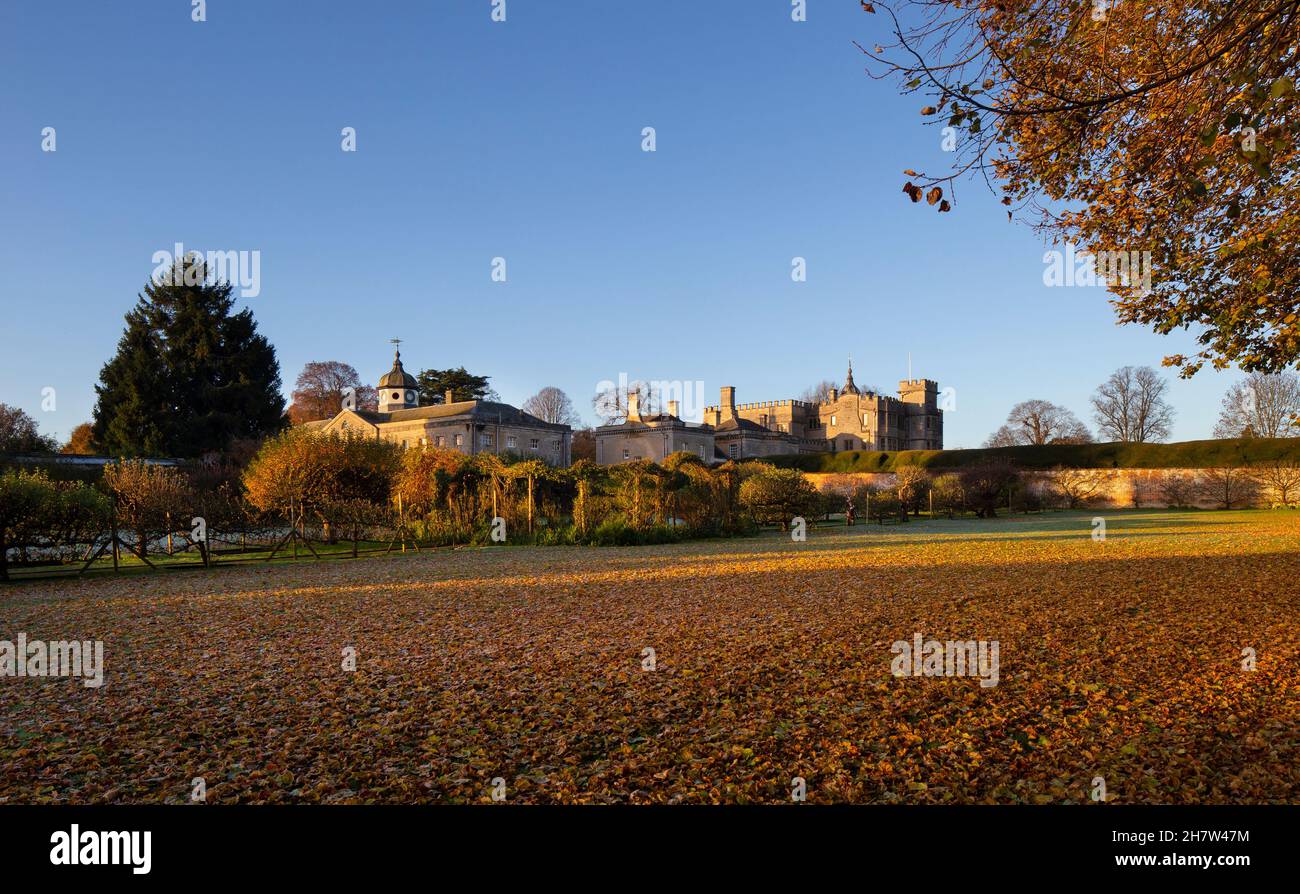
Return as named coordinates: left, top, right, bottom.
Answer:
left=845, top=498, right=856, bottom=526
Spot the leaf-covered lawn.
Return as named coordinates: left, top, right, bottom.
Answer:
left=2, top=510, right=1297, bottom=804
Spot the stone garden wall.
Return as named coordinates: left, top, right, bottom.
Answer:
left=805, top=468, right=1288, bottom=510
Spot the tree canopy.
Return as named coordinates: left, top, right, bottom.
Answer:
left=985, top=399, right=1092, bottom=447
left=0, top=404, right=58, bottom=454
left=865, top=0, right=1300, bottom=375
left=415, top=367, right=497, bottom=405
left=287, top=361, right=377, bottom=424
left=1090, top=366, right=1176, bottom=443
left=92, top=257, right=284, bottom=457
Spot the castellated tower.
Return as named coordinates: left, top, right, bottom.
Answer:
left=898, top=379, right=942, bottom=450
left=898, top=379, right=938, bottom=409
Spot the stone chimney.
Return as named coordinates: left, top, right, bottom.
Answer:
left=626, top=389, right=643, bottom=422
left=720, top=386, right=737, bottom=421
left=445, top=389, right=455, bottom=405
left=666, top=400, right=680, bottom=418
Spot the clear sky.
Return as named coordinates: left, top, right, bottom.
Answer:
left=0, top=0, right=1242, bottom=447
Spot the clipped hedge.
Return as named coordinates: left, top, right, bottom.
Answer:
left=764, top=438, right=1300, bottom=472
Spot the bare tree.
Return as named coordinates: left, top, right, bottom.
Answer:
left=287, top=361, right=377, bottom=424
left=799, top=379, right=839, bottom=404
left=1199, top=466, right=1259, bottom=510
left=570, top=428, right=596, bottom=463
left=1050, top=467, right=1108, bottom=509
left=893, top=465, right=930, bottom=515
left=958, top=459, right=1020, bottom=518
left=799, top=378, right=882, bottom=403
left=985, top=400, right=1092, bottom=447
left=1251, top=459, right=1300, bottom=507
left=1212, top=372, right=1300, bottom=439
left=1091, top=366, right=1175, bottom=443
left=1159, top=472, right=1201, bottom=509
left=522, top=386, right=580, bottom=427
left=591, top=380, right=658, bottom=425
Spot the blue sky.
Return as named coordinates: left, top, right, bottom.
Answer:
left=0, top=0, right=1241, bottom=447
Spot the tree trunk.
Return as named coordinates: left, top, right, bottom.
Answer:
left=527, top=476, right=535, bottom=534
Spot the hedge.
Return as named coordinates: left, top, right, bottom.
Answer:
left=763, top=438, right=1300, bottom=473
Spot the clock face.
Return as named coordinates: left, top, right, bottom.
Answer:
left=406, top=391, right=415, bottom=403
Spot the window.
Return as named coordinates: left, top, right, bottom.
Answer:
left=864, top=414, right=869, bottom=426
left=507, top=436, right=517, bottom=449
left=728, top=444, right=739, bottom=458
left=698, top=445, right=706, bottom=459
left=830, top=415, right=837, bottom=426
left=401, top=439, right=408, bottom=449
left=482, top=433, right=494, bottom=448
left=419, top=437, right=427, bottom=447
left=391, top=392, right=401, bottom=401
left=623, top=448, right=630, bottom=460
left=454, top=434, right=463, bottom=447
left=529, top=438, right=539, bottom=451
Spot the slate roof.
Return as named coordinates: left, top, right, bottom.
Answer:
left=377, top=400, right=569, bottom=431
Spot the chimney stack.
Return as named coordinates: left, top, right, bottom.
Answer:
left=626, top=389, right=643, bottom=422
left=445, top=389, right=455, bottom=405
left=720, top=386, right=737, bottom=421
left=666, top=400, right=680, bottom=418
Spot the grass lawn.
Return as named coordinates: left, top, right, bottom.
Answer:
left=1, top=509, right=1297, bottom=804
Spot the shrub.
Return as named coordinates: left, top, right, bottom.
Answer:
left=243, top=430, right=400, bottom=538
left=765, top=438, right=1300, bottom=473
left=102, top=459, right=192, bottom=557
left=738, top=466, right=821, bottom=530
left=929, top=473, right=963, bottom=518
left=865, top=484, right=904, bottom=523
left=0, top=471, right=110, bottom=578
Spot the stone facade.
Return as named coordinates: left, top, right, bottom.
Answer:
left=303, top=351, right=572, bottom=465
left=595, top=363, right=943, bottom=465
left=592, top=395, right=714, bottom=465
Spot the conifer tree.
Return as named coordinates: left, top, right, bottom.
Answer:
left=92, top=256, right=285, bottom=457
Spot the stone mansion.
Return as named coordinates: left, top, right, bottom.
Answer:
left=303, top=349, right=572, bottom=465
left=593, top=362, right=943, bottom=464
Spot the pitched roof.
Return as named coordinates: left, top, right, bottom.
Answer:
left=383, top=400, right=570, bottom=431
left=597, top=415, right=712, bottom=433
left=713, top=416, right=774, bottom=433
